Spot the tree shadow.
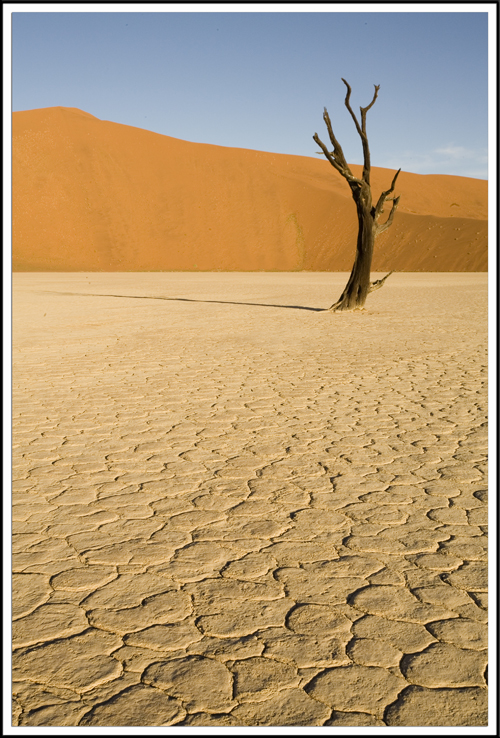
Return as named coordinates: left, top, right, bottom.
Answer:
left=38, top=291, right=325, bottom=312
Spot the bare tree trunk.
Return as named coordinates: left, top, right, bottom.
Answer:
left=314, top=79, right=401, bottom=312
left=330, top=189, right=375, bottom=311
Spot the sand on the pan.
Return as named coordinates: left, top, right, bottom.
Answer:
left=12, top=107, right=487, bottom=272
left=12, top=273, right=488, bottom=727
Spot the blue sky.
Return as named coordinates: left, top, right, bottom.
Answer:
left=9, top=5, right=491, bottom=178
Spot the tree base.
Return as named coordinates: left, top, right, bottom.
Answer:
left=325, top=304, right=367, bottom=313
left=325, top=271, right=394, bottom=313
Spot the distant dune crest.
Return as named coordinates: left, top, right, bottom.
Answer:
left=12, top=107, right=487, bottom=272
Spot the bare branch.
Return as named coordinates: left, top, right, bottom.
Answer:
left=322, top=108, right=351, bottom=174
left=313, top=133, right=347, bottom=176
left=313, top=132, right=362, bottom=185
left=368, top=270, right=394, bottom=293
left=341, top=78, right=378, bottom=186
left=374, top=168, right=401, bottom=220
left=360, top=85, right=380, bottom=134
left=341, top=78, right=363, bottom=139
left=375, top=195, right=401, bottom=235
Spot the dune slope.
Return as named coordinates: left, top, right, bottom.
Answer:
left=12, top=107, right=487, bottom=271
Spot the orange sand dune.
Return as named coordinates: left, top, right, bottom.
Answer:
left=12, top=107, right=487, bottom=272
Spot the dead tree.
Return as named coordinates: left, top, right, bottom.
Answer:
left=314, top=79, right=401, bottom=311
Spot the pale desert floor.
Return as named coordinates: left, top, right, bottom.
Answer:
left=11, top=272, right=488, bottom=728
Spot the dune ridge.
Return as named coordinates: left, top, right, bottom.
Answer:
left=12, top=107, right=487, bottom=272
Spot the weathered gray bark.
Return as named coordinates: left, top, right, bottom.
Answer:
left=314, top=79, right=401, bottom=311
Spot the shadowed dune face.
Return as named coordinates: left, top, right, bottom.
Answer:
left=13, top=107, right=487, bottom=272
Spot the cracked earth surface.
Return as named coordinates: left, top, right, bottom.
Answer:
left=11, top=273, right=488, bottom=727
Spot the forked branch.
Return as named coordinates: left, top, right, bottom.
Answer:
left=373, top=168, right=401, bottom=234
left=374, top=168, right=401, bottom=220
left=342, top=78, right=379, bottom=184
left=322, top=108, right=352, bottom=175
left=313, top=130, right=362, bottom=184
left=376, top=196, right=401, bottom=235
left=359, top=85, right=380, bottom=133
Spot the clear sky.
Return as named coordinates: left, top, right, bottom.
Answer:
left=9, top=4, right=491, bottom=178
